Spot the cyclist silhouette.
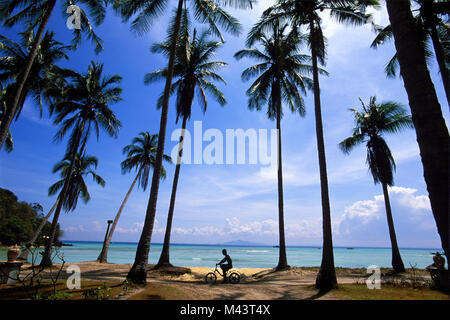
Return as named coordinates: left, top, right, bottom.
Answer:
left=217, top=249, right=233, bottom=283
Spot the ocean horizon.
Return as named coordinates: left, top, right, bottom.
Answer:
left=1, top=240, right=442, bottom=269
left=61, top=240, right=442, bottom=250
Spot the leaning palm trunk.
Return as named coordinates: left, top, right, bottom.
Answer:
left=382, top=183, right=405, bottom=273
left=385, top=0, right=449, bottom=266
left=40, top=120, right=86, bottom=267
left=310, top=19, right=337, bottom=292
left=156, top=116, right=188, bottom=268
left=429, top=25, right=450, bottom=109
left=275, top=102, right=288, bottom=271
left=127, top=0, right=184, bottom=284
left=0, top=0, right=56, bottom=150
left=97, top=166, right=143, bottom=263
left=17, top=200, right=58, bottom=261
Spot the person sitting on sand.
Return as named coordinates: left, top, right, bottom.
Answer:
left=217, top=249, right=233, bottom=283
left=426, top=252, right=446, bottom=270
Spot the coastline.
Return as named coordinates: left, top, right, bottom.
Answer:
left=1, top=244, right=440, bottom=269
left=25, top=261, right=434, bottom=281
left=2, top=261, right=448, bottom=300
left=60, top=240, right=443, bottom=251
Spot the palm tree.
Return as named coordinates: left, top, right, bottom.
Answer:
left=49, top=154, right=105, bottom=207
left=235, top=23, right=316, bottom=271
left=97, top=132, right=171, bottom=263
left=0, top=0, right=108, bottom=151
left=40, top=61, right=122, bottom=267
left=48, top=153, right=105, bottom=213
left=146, top=16, right=227, bottom=268
left=114, top=0, right=253, bottom=284
left=339, top=96, right=413, bottom=273
left=37, top=153, right=105, bottom=263
left=384, top=0, right=449, bottom=268
left=371, top=0, right=449, bottom=108
left=0, top=30, right=70, bottom=128
left=0, top=85, right=13, bottom=152
left=248, top=0, right=379, bottom=291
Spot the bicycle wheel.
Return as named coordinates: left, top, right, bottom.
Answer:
left=228, top=272, right=240, bottom=284
left=205, top=272, right=217, bottom=284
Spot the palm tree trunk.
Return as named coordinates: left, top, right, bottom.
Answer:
left=310, top=19, right=337, bottom=292
left=429, top=25, right=450, bottom=109
left=17, top=200, right=58, bottom=261
left=40, top=120, right=86, bottom=267
left=97, top=167, right=143, bottom=263
left=156, top=116, right=188, bottom=269
left=275, top=103, right=288, bottom=271
left=0, top=0, right=56, bottom=150
left=385, top=0, right=449, bottom=266
left=127, top=0, right=184, bottom=284
left=381, top=183, right=405, bottom=273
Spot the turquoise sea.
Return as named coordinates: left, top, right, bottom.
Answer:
left=0, top=241, right=441, bottom=269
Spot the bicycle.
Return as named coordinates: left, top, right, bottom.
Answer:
left=205, top=264, right=241, bottom=284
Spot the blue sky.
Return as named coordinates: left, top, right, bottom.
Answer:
left=0, top=1, right=448, bottom=249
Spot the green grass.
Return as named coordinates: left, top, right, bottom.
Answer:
left=127, top=283, right=192, bottom=300
left=334, top=284, right=450, bottom=300
left=0, top=281, right=125, bottom=300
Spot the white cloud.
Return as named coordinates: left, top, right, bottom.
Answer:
left=346, top=199, right=382, bottom=220
left=63, top=224, right=88, bottom=233
left=115, top=222, right=144, bottom=234
left=335, top=186, right=439, bottom=247
left=63, top=226, right=79, bottom=232
left=156, top=216, right=322, bottom=244
left=389, top=186, right=431, bottom=212
left=225, top=217, right=278, bottom=236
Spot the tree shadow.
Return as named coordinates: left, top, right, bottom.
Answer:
left=214, top=291, right=246, bottom=300
left=252, top=268, right=290, bottom=280
left=303, top=290, right=328, bottom=300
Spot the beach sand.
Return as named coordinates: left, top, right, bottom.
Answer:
left=10, top=261, right=437, bottom=300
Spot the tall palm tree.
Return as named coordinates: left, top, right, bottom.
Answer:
left=371, top=0, right=449, bottom=108
left=0, top=0, right=108, bottom=151
left=114, top=0, right=253, bottom=284
left=235, top=23, right=316, bottom=271
left=33, top=153, right=105, bottom=263
left=146, top=16, right=227, bottom=268
left=48, top=153, right=106, bottom=211
left=40, top=61, right=122, bottom=267
left=0, top=85, right=13, bottom=152
left=97, top=132, right=171, bottom=263
left=248, top=0, right=379, bottom=291
left=0, top=30, right=70, bottom=128
left=384, top=0, right=449, bottom=268
left=339, top=96, right=413, bottom=273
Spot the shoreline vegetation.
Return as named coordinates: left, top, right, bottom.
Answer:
left=0, top=244, right=76, bottom=250
left=0, top=261, right=448, bottom=300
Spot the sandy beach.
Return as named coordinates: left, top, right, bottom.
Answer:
left=6, top=261, right=442, bottom=300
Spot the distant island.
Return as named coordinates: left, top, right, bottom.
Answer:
left=221, top=240, right=268, bottom=247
